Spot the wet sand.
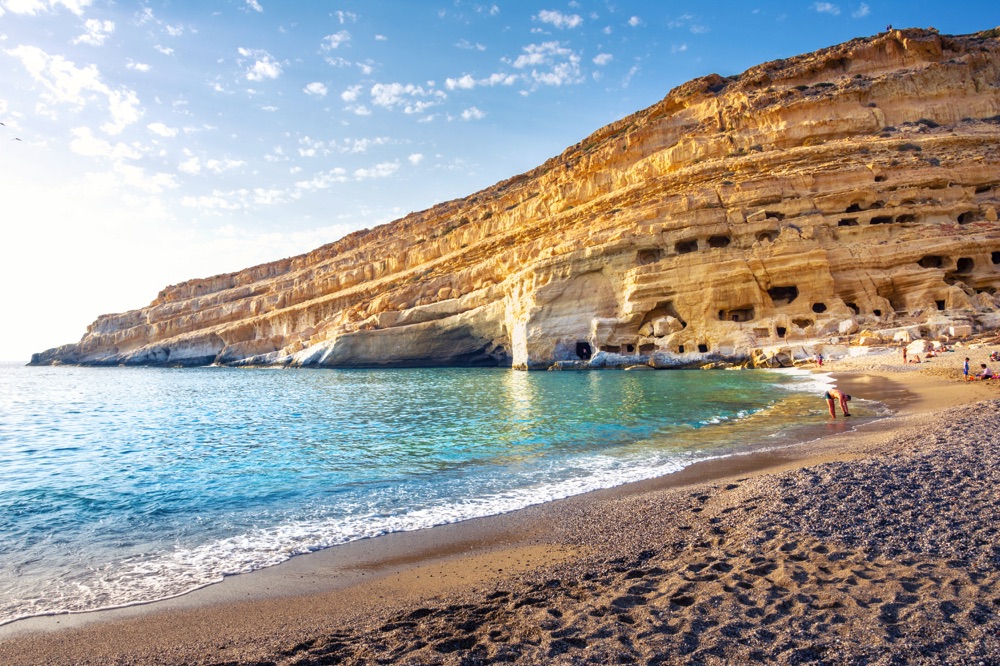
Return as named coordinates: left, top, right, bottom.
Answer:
left=1, top=347, right=998, bottom=664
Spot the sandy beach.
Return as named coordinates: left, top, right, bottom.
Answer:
left=1, top=344, right=998, bottom=665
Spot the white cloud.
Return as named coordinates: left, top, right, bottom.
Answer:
left=535, top=9, right=583, bottom=29
left=126, top=60, right=150, bottom=72
left=408, top=153, right=424, bottom=165
left=509, top=41, right=583, bottom=87
left=690, top=24, right=709, bottom=34
left=205, top=157, right=245, bottom=173
left=73, top=18, right=115, bottom=46
left=154, top=44, right=174, bottom=56
left=164, top=24, right=184, bottom=37
left=69, top=126, right=141, bottom=160
left=456, top=39, right=486, bottom=51
left=322, top=30, right=351, bottom=50
left=295, top=168, right=348, bottom=191
left=304, top=81, right=328, bottom=97
left=444, top=72, right=516, bottom=90
left=445, top=74, right=476, bottom=90
left=341, top=136, right=389, bottom=154
left=671, top=44, right=688, bottom=54
left=6, top=45, right=142, bottom=134
left=346, top=104, right=371, bottom=116
left=335, top=10, right=356, bottom=24
left=460, top=106, right=485, bottom=121
left=245, top=0, right=262, bottom=12
left=147, top=121, right=177, bottom=137
left=370, top=82, right=446, bottom=113
left=1, top=0, right=92, bottom=15
left=237, top=47, right=282, bottom=81
left=178, top=156, right=201, bottom=174
left=593, top=53, right=613, bottom=65
left=813, top=2, right=841, bottom=15
left=340, top=84, right=362, bottom=102
left=628, top=16, right=642, bottom=27
left=354, top=160, right=399, bottom=180
left=852, top=3, right=870, bottom=18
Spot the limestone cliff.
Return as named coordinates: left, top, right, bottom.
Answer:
left=31, top=28, right=1000, bottom=370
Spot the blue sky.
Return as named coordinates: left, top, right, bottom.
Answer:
left=1, top=1, right=997, bottom=361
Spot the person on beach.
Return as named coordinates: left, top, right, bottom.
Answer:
left=824, top=389, right=851, bottom=418
left=964, top=357, right=971, bottom=380
left=978, top=363, right=994, bottom=380
left=902, top=347, right=907, bottom=363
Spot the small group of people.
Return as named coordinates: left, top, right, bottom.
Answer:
left=964, top=357, right=995, bottom=380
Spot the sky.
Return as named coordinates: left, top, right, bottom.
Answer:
left=1, top=1, right=998, bottom=361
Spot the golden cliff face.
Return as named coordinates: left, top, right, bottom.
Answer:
left=31, top=28, right=1000, bottom=369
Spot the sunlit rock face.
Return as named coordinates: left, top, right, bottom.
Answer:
left=31, top=28, right=1000, bottom=369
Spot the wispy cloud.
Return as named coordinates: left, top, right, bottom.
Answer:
left=813, top=2, right=841, bottom=15
left=460, top=106, right=485, bottom=120
left=444, top=72, right=517, bottom=90
left=72, top=18, right=115, bottom=46
left=535, top=9, right=583, bottom=30
left=244, top=0, right=262, bottom=13
left=304, top=81, right=328, bottom=97
left=852, top=3, right=870, bottom=18
left=237, top=47, right=282, bottom=81
left=322, top=30, right=351, bottom=50
left=6, top=45, right=142, bottom=134
left=1, top=0, right=92, bottom=16
left=370, top=82, right=446, bottom=114
left=147, top=122, right=177, bottom=137
left=593, top=53, right=613, bottom=66
left=508, top=41, right=583, bottom=88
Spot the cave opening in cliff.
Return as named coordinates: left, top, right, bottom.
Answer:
left=640, top=301, right=686, bottom=329
left=936, top=300, right=946, bottom=311
left=636, top=248, right=662, bottom=265
left=698, top=344, right=709, bottom=353
left=678, top=345, right=684, bottom=353
left=707, top=235, right=732, bottom=248
left=719, top=307, right=755, bottom=322
left=768, top=286, right=799, bottom=306
left=956, top=258, right=974, bottom=273
left=869, top=201, right=885, bottom=209
left=873, top=309, right=883, bottom=317
left=793, top=318, right=814, bottom=329
left=957, top=211, right=980, bottom=224
left=838, top=218, right=859, bottom=227
left=870, top=215, right=893, bottom=225
left=576, top=342, right=593, bottom=360
left=776, top=327, right=787, bottom=338
left=976, top=185, right=994, bottom=195
left=675, top=239, right=698, bottom=254
left=846, top=302, right=860, bottom=314
left=919, top=255, right=944, bottom=269
left=874, top=175, right=887, bottom=182
left=993, top=251, right=1000, bottom=265
left=639, top=344, right=655, bottom=355
left=756, top=230, right=778, bottom=243
left=764, top=211, right=785, bottom=220
left=895, top=214, right=917, bottom=224
left=846, top=203, right=863, bottom=213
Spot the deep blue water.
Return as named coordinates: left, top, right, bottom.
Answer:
left=0, top=363, right=870, bottom=625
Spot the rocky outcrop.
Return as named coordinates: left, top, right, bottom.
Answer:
left=31, top=28, right=1000, bottom=369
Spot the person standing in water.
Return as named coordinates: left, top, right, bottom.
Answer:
left=824, top=388, right=851, bottom=418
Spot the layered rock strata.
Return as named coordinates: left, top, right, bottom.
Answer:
left=31, top=28, right=1000, bottom=369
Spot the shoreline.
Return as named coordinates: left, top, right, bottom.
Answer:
left=2, top=350, right=998, bottom=663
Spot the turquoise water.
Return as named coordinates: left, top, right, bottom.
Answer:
left=0, top=363, right=873, bottom=625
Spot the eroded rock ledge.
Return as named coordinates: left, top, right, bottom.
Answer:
left=31, top=28, right=1000, bottom=370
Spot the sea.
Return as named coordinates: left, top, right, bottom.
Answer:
left=0, top=361, right=880, bottom=626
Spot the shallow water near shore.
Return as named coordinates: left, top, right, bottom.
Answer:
left=0, top=362, right=883, bottom=626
